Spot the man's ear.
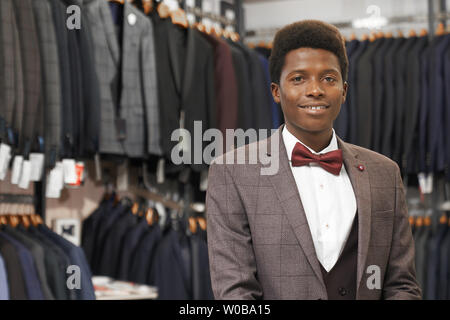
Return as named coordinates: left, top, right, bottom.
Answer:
left=342, top=81, right=348, bottom=104
left=271, top=82, right=281, bottom=104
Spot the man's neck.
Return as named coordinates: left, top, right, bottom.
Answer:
left=285, top=123, right=333, bottom=153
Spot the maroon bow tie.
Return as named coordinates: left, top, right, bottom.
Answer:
left=291, top=142, right=343, bottom=175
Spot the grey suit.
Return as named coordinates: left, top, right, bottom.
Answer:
left=84, top=0, right=162, bottom=158
left=31, top=0, right=61, bottom=162
left=9, top=0, right=42, bottom=154
left=206, top=125, right=421, bottom=300
left=0, top=0, right=19, bottom=143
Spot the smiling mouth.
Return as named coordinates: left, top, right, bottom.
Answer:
left=299, top=105, right=330, bottom=110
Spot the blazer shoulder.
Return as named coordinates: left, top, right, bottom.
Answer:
left=345, top=142, right=399, bottom=169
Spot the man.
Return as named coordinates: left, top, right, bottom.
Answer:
left=206, top=20, right=422, bottom=300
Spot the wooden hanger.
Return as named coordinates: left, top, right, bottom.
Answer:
left=30, top=214, right=44, bottom=227
left=131, top=202, right=139, bottom=215
left=408, top=29, right=417, bottom=37
left=397, top=30, right=404, bottom=38
left=350, top=32, right=356, bottom=41
left=360, top=33, right=368, bottom=41
left=142, top=0, right=153, bottom=14
left=230, top=32, right=240, bottom=42
left=439, top=213, right=448, bottom=225
left=157, top=2, right=170, bottom=19
left=145, top=208, right=158, bottom=226
left=171, top=8, right=188, bottom=28
left=419, top=28, right=428, bottom=37
left=435, top=22, right=445, bottom=36
left=408, top=216, right=415, bottom=227
left=108, top=0, right=125, bottom=4
left=369, top=32, right=377, bottom=42
left=385, top=31, right=393, bottom=38
left=197, top=216, right=206, bottom=231
left=20, top=215, right=31, bottom=228
left=247, top=42, right=255, bottom=48
left=376, top=31, right=385, bottom=39
left=8, top=215, right=20, bottom=228
left=223, top=29, right=231, bottom=39
left=188, top=216, right=197, bottom=234
left=0, top=216, right=7, bottom=225
left=415, top=216, right=423, bottom=227
left=424, top=216, right=431, bottom=227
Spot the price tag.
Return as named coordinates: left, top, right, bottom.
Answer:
left=46, top=162, right=64, bottom=198
left=11, top=155, right=24, bottom=185
left=62, top=159, right=77, bottom=184
left=18, top=160, right=32, bottom=189
left=0, top=143, right=12, bottom=180
left=29, top=153, right=45, bottom=182
left=156, top=158, right=165, bottom=184
left=117, top=160, right=129, bottom=191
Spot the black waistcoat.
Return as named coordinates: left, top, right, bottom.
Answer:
left=319, top=213, right=359, bottom=300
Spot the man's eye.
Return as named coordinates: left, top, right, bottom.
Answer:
left=324, top=77, right=336, bottom=82
left=293, top=76, right=303, bottom=82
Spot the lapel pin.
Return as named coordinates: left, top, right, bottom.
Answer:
left=358, top=165, right=365, bottom=171
left=128, top=13, right=137, bottom=26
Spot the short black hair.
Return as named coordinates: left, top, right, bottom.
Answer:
left=269, top=20, right=348, bottom=84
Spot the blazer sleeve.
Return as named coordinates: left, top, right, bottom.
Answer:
left=206, top=161, right=263, bottom=300
left=382, top=165, right=422, bottom=300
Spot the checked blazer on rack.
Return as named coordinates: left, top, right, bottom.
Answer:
left=206, top=125, right=422, bottom=300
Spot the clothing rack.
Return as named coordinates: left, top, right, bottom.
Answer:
left=245, top=11, right=450, bottom=42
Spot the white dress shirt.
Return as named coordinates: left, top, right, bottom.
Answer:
left=282, top=126, right=357, bottom=272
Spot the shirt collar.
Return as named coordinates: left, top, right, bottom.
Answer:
left=282, top=126, right=338, bottom=161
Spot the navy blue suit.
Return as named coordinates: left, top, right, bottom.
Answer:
left=0, top=231, right=44, bottom=300
left=425, top=221, right=448, bottom=300
left=428, top=35, right=450, bottom=173
left=38, top=224, right=96, bottom=300
left=419, top=46, right=431, bottom=173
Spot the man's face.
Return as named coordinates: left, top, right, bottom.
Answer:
left=271, top=47, right=347, bottom=134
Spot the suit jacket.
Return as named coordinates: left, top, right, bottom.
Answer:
left=206, top=125, right=421, bottom=299
left=38, top=224, right=96, bottom=300
left=0, top=230, right=44, bottom=300
left=32, top=0, right=62, bottom=164
left=117, top=217, right=149, bottom=280
left=347, top=40, right=368, bottom=145
left=84, top=0, right=162, bottom=158
left=129, top=223, right=162, bottom=285
left=164, top=25, right=215, bottom=172
left=425, top=221, right=448, bottom=300
left=393, top=37, right=417, bottom=167
left=151, top=227, right=192, bottom=300
left=3, top=225, right=55, bottom=300
left=414, top=221, right=431, bottom=298
left=0, top=234, right=27, bottom=299
left=27, top=225, right=73, bottom=300
left=372, top=38, right=394, bottom=153
left=355, top=38, right=384, bottom=149
left=445, top=43, right=450, bottom=183
left=381, top=38, right=406, bottom=159
left=12, top=0, right=42, bottom=154
left=202, top=33, right=238, bottom=140
left=403, top=36, right=429, bottom=174
left=0, top=253, right=9, bottom=300
left=98, top=209, right=137, bottom=277
left=335, top=40, right=359, bottom=141
left=227, top=40, right=253, bottom=131
left=428, top=35, right=450, bottom=173
left=418, top=47, right=431, bottom=173
left=437, top=226, right=450, bottom=300
left=191, top=229, right=214, bottom=300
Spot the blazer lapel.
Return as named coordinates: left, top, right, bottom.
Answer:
left=336, top=137, right=371, bottom=299
left=265, top=126, right=326, bottom=290
left=98, top=0, right=120, bottom=67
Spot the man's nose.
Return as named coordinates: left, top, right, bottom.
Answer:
left=306, top=80, right=325, bottom=97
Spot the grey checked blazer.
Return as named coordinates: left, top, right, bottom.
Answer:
left=206, top=125, right=422, bottom=300
left=32, top=0, right=62, bottom=160
left=12, top=0, right=42, bottom=151
left=0, top=0, right=19, bottom=140
left=84, top=0, right=162, bottom=158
